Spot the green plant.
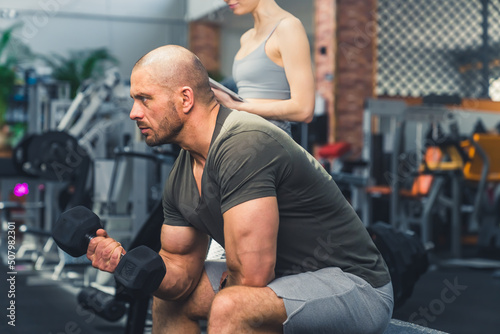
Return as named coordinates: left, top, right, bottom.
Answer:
left=0, top=23, right=35, bottom=125
left=43, top=48, right=119, bottom=98
left=0, top=24, right=20, bottom=125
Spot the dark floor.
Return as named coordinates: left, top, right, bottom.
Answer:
left=392, top=261, right=500, bottom=333
left=0, top=263, right=128, bottom=334
left=1, top=249, right=500, bottom=334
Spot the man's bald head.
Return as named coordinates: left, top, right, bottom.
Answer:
left=134, top=45, right=213, bottom=104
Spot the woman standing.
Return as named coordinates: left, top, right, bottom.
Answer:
left=213, top=0, right=315, bottom=135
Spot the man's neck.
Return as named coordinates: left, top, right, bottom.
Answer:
left=179, top=103, right=221, bottom=166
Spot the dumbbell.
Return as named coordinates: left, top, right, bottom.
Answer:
left=77, top=286, right=126, bottom=322
left=52, top=206, right=166, bottom=296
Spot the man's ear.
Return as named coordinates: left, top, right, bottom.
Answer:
left=180, top=86, right=194, bottom=114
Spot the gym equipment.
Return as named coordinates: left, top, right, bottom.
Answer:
left=367, top=222, right=429, bottom=308
left=12, top=131, right=88, bottom=181
left=52, top=205, right=166, bottom=296
left=361, top=99, right=500, bottom=259
left=56, top=69, right=122, bottom=138
left=77, top=286, right=127, bottom=322
left=463, top=133, right=500, bottom=256
left=12, top=68, right=122, bottom=180
left=411, top=129, right=500, bottom=257
left=317, top=142, right=369, bottom=216
left=12, top=130, right=92, bottom=214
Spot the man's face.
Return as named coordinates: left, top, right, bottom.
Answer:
left=129, top=67, right=183, bottom=146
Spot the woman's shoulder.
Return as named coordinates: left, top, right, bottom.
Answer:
left=276, top=15, right=305, bottom=34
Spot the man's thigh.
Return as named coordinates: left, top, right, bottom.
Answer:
left=268, top=267, right=394, bottom=334
left=205, top=262, right=393, bottom=334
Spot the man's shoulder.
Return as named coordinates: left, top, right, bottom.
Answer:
left=219, top=108, right=285, bottom=138
left=215, top=111, right=285, bottom=150
left=223, top=108, right=265, bottom=126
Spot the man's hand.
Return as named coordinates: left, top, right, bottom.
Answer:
left=87, top=229, right=125, bottom=273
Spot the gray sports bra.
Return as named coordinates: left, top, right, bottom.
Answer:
left=232, top=22, right=292, bottom=135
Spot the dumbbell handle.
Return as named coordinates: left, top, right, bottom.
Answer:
left=85, top=234, right=125, bottom=253
left=85, top=233, right=95, bottom=243
left=86, top=232, right=125, bottom=257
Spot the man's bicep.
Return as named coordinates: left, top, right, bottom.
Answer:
left=223, top=196, right=279, bottom=286
left=154, top=224, right=209, bottom=300
left=160, top=224, right=209, bottom=262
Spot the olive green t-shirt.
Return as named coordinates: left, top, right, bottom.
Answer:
left=163, top=106, right=390, bottom=288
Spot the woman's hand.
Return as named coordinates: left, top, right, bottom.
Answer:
left=212, top=87, right=242, bottom=110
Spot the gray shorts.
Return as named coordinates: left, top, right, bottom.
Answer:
left=205, top=261, right=394, bottom=334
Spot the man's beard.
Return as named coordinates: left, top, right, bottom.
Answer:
left=143, top=103, right=183, bottom=146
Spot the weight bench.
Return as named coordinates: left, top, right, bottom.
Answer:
left=384, top=319, right=448, bottom=333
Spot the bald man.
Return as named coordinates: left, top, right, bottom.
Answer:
left=87, top=45, right=394, bottom=334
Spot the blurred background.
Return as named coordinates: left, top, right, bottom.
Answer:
left=1, top=1, right=500, bottom=333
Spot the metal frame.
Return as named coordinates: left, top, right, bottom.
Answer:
left=363, top=99, right=463, bottom=256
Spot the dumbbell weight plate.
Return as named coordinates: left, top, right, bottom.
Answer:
left=26, top=131, right=83, bottom=181
left=115, top=245, right=166, bottom=296
left=12, top=133, right=38, bottom=177
left=77, top=286, right=126, bottom=322
left=52, top=205, right=103, bottom=257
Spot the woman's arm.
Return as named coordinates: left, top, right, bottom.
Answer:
left=216, top=17, right=315, bottom=123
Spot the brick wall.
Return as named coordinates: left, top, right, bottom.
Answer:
left=314, top=0, right=337, bottom=144
left=189, top=21, right=221, bottom=77
left=335, top=0, right=377, bottom=157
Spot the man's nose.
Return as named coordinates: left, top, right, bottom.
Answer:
left=129, top=102, right=143, bottom=120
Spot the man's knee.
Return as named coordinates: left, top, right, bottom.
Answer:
left=209, top=288, right=240, bottom=322
left=208, top=287, right=284, bottom=333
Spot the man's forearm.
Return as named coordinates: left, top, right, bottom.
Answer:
left=153, top=256, right=203, bottom=301
left=225, top=260, right=276, bottom=288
